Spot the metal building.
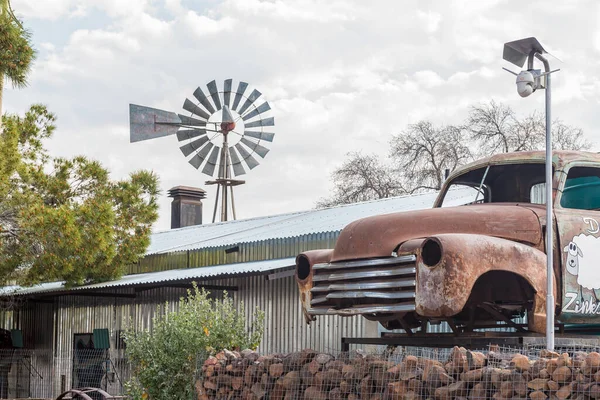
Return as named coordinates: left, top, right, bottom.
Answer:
left=0, top=189, right=470, bottom=398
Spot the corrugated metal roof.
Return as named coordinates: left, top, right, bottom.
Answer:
left=0, top=257, right=295, bottom=297
left=147, top=189, right=472, bottom=255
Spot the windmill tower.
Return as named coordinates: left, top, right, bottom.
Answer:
left=129, top=79, right=275, bottom=222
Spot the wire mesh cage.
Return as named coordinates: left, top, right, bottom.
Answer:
left=195, top=345, right=600, bottom=400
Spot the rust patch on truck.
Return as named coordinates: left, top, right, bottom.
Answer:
left=331, top=204, right=542, bottom=262
left=411, top=234, right=555, bottom=333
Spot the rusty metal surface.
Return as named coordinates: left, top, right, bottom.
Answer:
left=408, top=233, right=554, bottom=334
left=555, top=205, right=600, bottom=322
left=295, top=150, right=600, bottom=335
left=330, top=204, right=542, bottom=262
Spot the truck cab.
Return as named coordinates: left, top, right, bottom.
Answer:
left=295, top=151, right=600, bottom=334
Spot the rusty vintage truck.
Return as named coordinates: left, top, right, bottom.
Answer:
left=295, top=150, right=600, bottom=334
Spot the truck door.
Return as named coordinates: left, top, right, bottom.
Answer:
left=554, top=165, right=600, bottom=321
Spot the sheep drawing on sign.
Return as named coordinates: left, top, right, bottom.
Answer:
left=564, top=241, right=583, bottom=276
left=564, top=234, right=600, bottom=291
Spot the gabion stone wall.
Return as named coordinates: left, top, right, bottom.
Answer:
left=196, top=346, right=600, bottom=400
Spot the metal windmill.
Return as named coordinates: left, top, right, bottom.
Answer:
left=129, top=79, right=275, bottom=223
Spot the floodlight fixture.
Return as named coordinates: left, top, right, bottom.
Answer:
left=502, top=37, right=558, bottom=352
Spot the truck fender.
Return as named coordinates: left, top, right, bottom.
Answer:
left=295, top=249, right=333, bottom=323
left=399, top=233, right=556, bottom=334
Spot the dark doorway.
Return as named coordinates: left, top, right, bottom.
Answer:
left=72, top=333, right=103, bottom=393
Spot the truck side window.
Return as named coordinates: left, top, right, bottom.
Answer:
left=530, top=183, right=546, bottom=204
left=561, top=167, right=600, bottom=210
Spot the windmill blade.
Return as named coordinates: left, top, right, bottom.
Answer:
left=179, top=136, right=209, bottom=157
left=244, top=130, right=275, bottom=142
left=177, top=114, right=206, bottom=127
left=228, top=146, right=246, bottom=176
left=183, top=98, right=210, bottom=120
left=129, top=104, right=181, bottom=143
left=237, top=89, right=262, bottom=115
left=242, top=101, right=271, bottom=121
left=223, top=79, right=233, bottom=108
left=235, top=143, right=259, bottom=170
left=240, top=137, right=270, bottom=158
left=193, top=86, right=216, bottom=114
left=176, top=129, right=207, bottom=142
left=244, top=117, right=275, bottom=128
left=207, top=80, right=222, bottom=111
left=231, top=81, right=248, bottom=111
left=202, top=145, right=221, bottom=176
left=189, top=142, right=214, bottom=169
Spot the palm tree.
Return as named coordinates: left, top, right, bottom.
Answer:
left=0, top=0, right=35, bottom=127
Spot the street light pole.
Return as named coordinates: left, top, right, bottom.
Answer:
left=503, top=38, right=557, bottom=351
left=538, top=53, right=554, bottom=352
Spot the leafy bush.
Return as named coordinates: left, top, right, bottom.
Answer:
left=123, top=284, right=264, bottom=400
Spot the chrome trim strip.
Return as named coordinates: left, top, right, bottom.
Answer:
left=311, top=278, right=416, bottom=293
left=312, top=266, right=416, bottom=282
left=312, top=255, right=416, bottom=271
left=307, top=303, right=416, bottom=315
left=326, top=291, right=416, bottom=300
left=310, top=291, right=415, bottom=306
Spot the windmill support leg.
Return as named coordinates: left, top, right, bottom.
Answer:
left=212, top=184, right=221, bottom=223
left=221, top=182, right=228, bottom=222
left=230, top=185, right=237, bottom=220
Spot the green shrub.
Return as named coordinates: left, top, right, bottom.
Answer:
left=123, top=283, right=264, bottom=400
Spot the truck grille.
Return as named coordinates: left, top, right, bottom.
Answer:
left=308, top=255, right=417, bottom=316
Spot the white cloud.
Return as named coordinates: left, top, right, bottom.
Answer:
left=13, top=0, right=152, bottom=19
left=413, top=70, right=444, bottom=88
left=40, top=42, right=55, bottom=51
left=225, top=0, right=358, bottom=23
left=182, top=11, right=235, bottom=36
left=417, top=10, right=442, bottom=33
left=7, top=0, right=600, bottom=231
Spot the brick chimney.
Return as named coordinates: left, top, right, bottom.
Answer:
left=168, top=186, right=207, bottom=229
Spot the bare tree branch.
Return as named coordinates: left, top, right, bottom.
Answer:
left=468, top=100, right=515, bottom=154
left=552, top=119, right=594, bottom=150
left=316, top=153, right=406, bottom=208
left=318, top=100, right=595, bottom=207
left=390, top=121, right=473, bottom=192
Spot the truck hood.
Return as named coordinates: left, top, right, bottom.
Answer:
left=330, top=204, right=543, bottom=262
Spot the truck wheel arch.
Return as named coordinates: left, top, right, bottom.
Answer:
left=397, top=233, right=555, bottom=334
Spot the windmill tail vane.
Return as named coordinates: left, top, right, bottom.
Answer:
left=129, top=79, right=275, bottom=223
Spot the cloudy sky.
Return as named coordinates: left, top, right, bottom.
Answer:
left=6, top=0, right=600, bottom=231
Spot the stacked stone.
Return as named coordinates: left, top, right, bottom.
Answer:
left=196, top=347, right=600, bottom=400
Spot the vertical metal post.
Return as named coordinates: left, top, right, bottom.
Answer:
left=544, top=69, right=554, bottom=351
left=221, top=133, right=229, bottom=222
left=533, top=52, right=554, bottom=351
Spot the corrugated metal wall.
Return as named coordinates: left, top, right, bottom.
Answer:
left=0, top=273, right=365, bottom=397
left=238, top=275, right=365, bottom=354
left=130, top=233, right=339, bottom=274
left=1, top=275, right=366, bottom=355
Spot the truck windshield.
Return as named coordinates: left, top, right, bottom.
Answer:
left=439, top=163, right=548, bottom=207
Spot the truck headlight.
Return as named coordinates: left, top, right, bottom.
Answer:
left=296, top=255, right=311, bottom=280
left=421, top=238, right=442, bottom=267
